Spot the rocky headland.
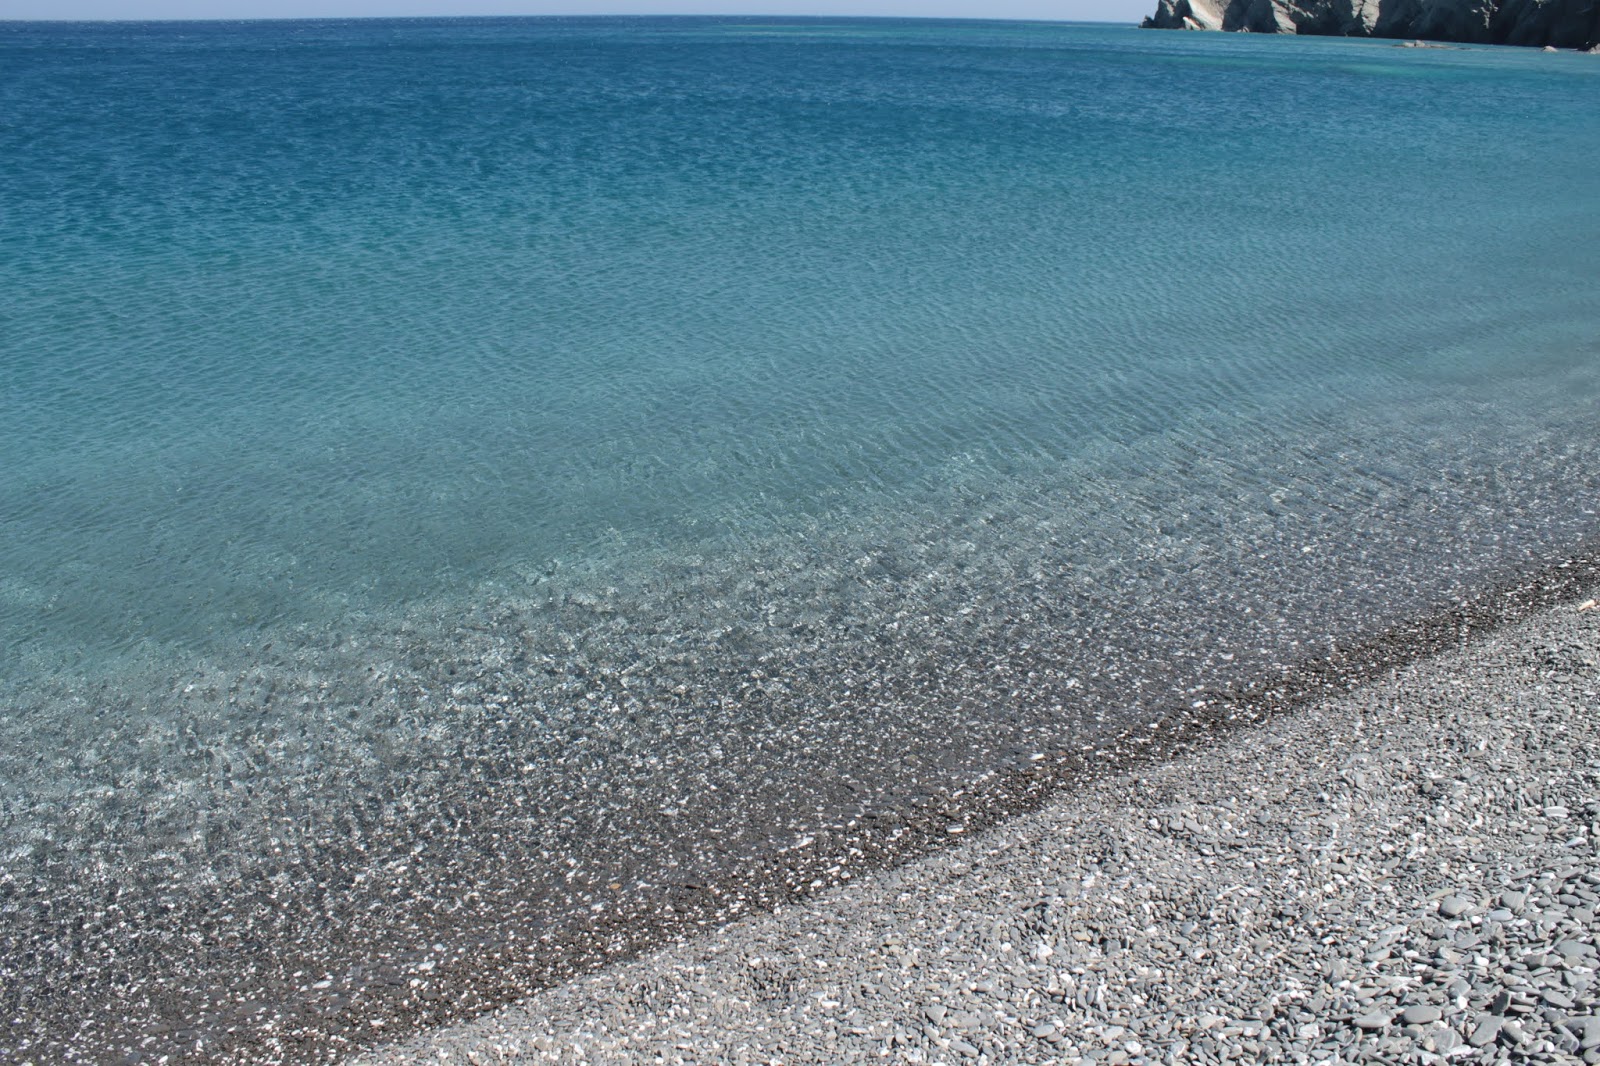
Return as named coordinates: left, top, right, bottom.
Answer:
left=1141, top=0, right=1600, bottom=50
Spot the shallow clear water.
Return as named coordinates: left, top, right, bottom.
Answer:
left=1, top=16, right=1598, bottom=1062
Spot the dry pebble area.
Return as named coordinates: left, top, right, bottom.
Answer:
left=359, top=592, right=1600, bottom=1066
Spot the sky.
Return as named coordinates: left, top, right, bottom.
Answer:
left=1, top=0, right=1151, bottom=26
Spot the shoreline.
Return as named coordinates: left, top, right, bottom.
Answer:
left=356, top=573, right=1600, bottom=1064
left=8, top=547, right=1599, bottom=1064
left=13, top=530, right=1600, bottom=1064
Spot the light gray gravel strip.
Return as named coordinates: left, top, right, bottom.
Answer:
left=358, top=592, right=1599, bottom=1066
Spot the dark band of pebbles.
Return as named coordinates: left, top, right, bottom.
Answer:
left=355, top=577, right=1600, bottom=1065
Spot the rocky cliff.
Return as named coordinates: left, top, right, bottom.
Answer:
left=1141, top=0, right=1600, bottom=49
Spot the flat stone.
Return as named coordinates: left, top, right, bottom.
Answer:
left=1354, top=1011, right=1393, bottom=1030
left=1439, top=896, right=1473, bottom=918
left=1567, top=1017, right=1600, bottom=1049
left=1400, top=1005, right=1442, bottom=1025
left=1469, top=1016, right=1503, bottom=1047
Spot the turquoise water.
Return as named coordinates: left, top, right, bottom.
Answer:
left=2, top=16, right=1599, bottom=1062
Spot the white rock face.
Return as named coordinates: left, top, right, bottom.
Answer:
left=1186, top=0, right=1228, bottom=29
left=1144, top=0, right=1227, bottom=29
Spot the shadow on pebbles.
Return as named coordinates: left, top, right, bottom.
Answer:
left=355, top=591, right=1600, bottom=1066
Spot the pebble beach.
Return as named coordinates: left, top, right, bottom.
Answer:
left=356, top=585, right=1600, bottom=1065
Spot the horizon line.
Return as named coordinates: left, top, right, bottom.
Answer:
left=1, top=12, right=1135, bottom=25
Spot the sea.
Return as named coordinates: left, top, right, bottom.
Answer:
left=1, top=15, right=1598, bottom=1062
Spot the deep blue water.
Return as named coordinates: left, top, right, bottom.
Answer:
left=1, top=16, right=1598, bottom=1062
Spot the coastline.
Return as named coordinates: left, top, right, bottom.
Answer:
left=8, top=541, right=1597, bottom=1063
left=14, top=511, right=1600, bottom=1063
left=356, top=574, right=1600, bottom=1064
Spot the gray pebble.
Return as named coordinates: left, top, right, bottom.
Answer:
left=1470, top=1016, right=1504, bottom=1047
left=1570, top=1017, right=1600, bottom=1049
